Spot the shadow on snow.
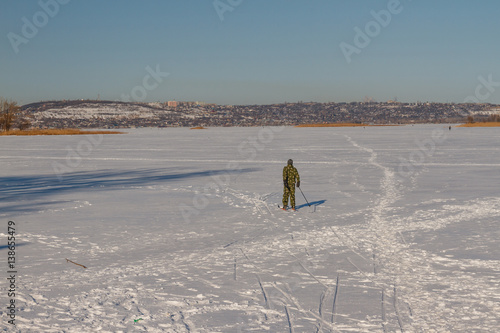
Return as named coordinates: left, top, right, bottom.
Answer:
left=0, top=242, right=29, bottom=251
left=0, top=167, right=260, bottom=211
left=296, top=199, right=326, bottom=210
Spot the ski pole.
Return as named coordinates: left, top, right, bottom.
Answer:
left=298, top=185, right=310, bottom=207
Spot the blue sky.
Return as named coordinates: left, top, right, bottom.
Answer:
left=1, top=0, right=500, bottom=105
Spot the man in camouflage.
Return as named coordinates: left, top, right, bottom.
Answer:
left=282, top=159, right=300, bottom=210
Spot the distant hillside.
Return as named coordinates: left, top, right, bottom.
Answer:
left=21, top=100, right=500, bottom=128
left=22, top=100, right=183, bottom=128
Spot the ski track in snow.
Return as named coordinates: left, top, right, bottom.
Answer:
left=342, top=134, right=500, bottom=332
left=1, top=126, right=499, bottom=332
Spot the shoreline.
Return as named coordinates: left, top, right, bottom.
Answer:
left=0, top=129, right=124, bottom=136
left=457, top=122, right=500, bottom=127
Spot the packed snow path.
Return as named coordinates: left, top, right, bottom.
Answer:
left=1, top=126, right=499, bottom=332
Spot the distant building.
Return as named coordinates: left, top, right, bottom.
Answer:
left=168, top=101, right=178, bottom=107
left=178, top=101, right=217, bottom=107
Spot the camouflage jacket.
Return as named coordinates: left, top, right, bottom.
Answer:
left=283, top=165, right=300, bottom=186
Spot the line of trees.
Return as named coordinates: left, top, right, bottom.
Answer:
left=0, top=98, right=31, bottom=132
left=486, top=114, right=500, bottom=122
left=466, top=114, right=500, bottom=124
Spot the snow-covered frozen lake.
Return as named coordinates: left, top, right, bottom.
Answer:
left=1, top=125, right=499, bottom=332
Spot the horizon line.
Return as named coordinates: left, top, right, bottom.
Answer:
left=20, top=99, right=500, bottom=107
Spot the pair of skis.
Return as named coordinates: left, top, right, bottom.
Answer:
left=278, top=205, right=297, bottom=212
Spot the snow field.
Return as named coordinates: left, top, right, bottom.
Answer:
left=0, top=125, right=499, bottom=332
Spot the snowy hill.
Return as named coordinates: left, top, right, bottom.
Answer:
left=1, top=125, right=499, bottom=332
left=22, top=100, right=498, bottom=129
left=23, top=100, right=182, bottom=128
